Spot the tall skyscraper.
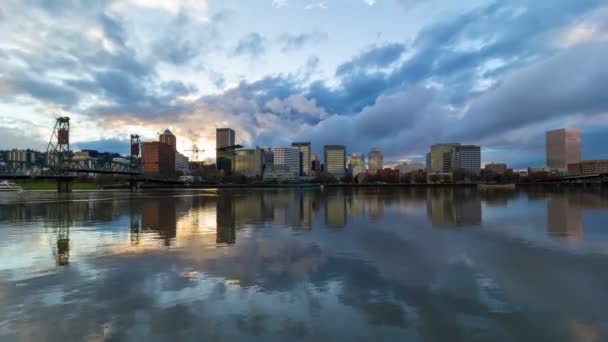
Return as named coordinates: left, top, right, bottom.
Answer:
left=367, top=148, right=383, bottom=174
left=324, top=145, right=346, bottom=178
left=159, top=129, right=176, bottom=151
left=216, top=128, right=235, bottom=149
left=292, top=142, right=311, bottom=176
left=274, top=147, right=301, bottom=176
left=430, top=143, right=460, bottom=172
left=546, top=128, right=581, bottom=172
left=216, top=128, right=236, bottom=174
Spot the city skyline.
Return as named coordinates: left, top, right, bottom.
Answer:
left=1, top=1, right=607, bottom=168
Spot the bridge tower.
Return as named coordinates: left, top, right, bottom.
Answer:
left=46, top=117, right=72, bottom=192
left=46, top=117, right=71, bottom=170
left=129, top=134, right=141, bottom=191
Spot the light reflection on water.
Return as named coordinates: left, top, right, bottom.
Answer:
left=0, top=187, right=608, bottom=341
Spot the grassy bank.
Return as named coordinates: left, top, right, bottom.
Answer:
left=16, top=181, right=103, bottom=190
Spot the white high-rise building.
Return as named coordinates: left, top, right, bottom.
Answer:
left=273, top=147, right=301, bottom=176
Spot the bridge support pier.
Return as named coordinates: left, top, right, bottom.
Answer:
left=57, top=180, right=73, bottom=193
left=129, top=179, right=140, bottom=192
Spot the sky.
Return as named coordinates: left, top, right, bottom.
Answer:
left=0, top=0, right=607, bottom=167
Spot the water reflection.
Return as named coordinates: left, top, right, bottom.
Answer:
left=1, top=187, right=608, bottom=341
left=426, top=188, right=482, bottom=226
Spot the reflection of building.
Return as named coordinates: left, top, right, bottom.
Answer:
left=292, top=142, right=311, bottom=176
left=324, top=145, right=346, bottom=178
left=142, top=141, right=175, bottom=176
left=426, top=188, right=482, bottom=226
left=325, top=192, right=346, bottom=227
left=568, top=160, right=608, bottom=176
left=547, top=197, right=583, bottom=237
left=142, top=198, right=177, bottom=245
left=546, top=128, right=581, bottom=172
left=216, top=194, right=236, bottom=244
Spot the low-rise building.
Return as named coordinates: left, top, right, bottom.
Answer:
left=175, top=151, right=190, bottom=173
left=568, top=160, right=608, bottom=176
left=396, top=162, right=425, bottom=174
left=485, top=163, right=507, bottom=175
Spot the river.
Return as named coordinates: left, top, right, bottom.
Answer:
left=1, top=187, right=607, bottom=341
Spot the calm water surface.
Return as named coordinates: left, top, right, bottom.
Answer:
left=1, top=187, right=608, bottom=341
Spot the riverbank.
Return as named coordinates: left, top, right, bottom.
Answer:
left=16, top=181, right=102, bottom=190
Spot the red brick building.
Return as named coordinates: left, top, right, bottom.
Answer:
left=377, top=168, right=400, bottom=183
left=142, top=141, right=175, bottom=176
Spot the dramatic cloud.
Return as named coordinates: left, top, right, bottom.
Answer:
left=1, top=0, right=608, bottom=166
left=232, top=33, right=268, bottom=58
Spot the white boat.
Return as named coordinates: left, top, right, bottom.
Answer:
left=0, top=181, right=22, bottom=191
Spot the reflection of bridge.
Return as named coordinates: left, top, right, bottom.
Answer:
left=0, top=117, right=174, bottom=191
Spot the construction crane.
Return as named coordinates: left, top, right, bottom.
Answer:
left=185, top=144, right=206, bottom=162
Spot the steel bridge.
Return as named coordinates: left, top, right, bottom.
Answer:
left=0, top=117, right=145, bottom=191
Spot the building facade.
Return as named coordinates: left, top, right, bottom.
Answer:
left=485, top=163, right=507, bottom=175
left=367, top=148, right=384, bottom=174
left=430, top=143, right=460, bottom=173
left=142, top=142, right=175, bottom=176
left=175, top=151, right=189, bottom=173
left=324, top=145, right=346, bottom=178
left=234, top=148, right=264, bottom=178
left=216, top=128, right=237, bottom=175
left=567, top=160, right=608, bottom=176
left=396, top=162, right=426, bottom=174
left=274, top=147, right=301, bottom=176
left=546, top=128, right=581, bottom=172
left=452, top=145, right=481, bottom=175
left=216, top=128, right=235, bottom=149
left=292, top=142, right=311, bottom=176
left=348, top=153, right=365, bottom=176
left=160, top=129, right=176, bottom=151
left=5, top=149, right=41, bottom=165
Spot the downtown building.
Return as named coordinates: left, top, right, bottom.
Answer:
left=324, top=145, right=346, bottom=178
left=263, top=147, right=301, bottom=180
left=348, top=152, right=366, bottom=176
left=142, top=142, right=175, bottom=176
left=234, top=147, right=265, bottom=178
left=216, top=128, right=237, bottom=175
left=367, top=148, right=384, bottom=174
left=429, top=143, right=481, bottom=175
left=292, top=142, right=311, bottom=176
left=142, top=128, right=178, bottom=176
left=546, top=128, right=581, bottom=172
